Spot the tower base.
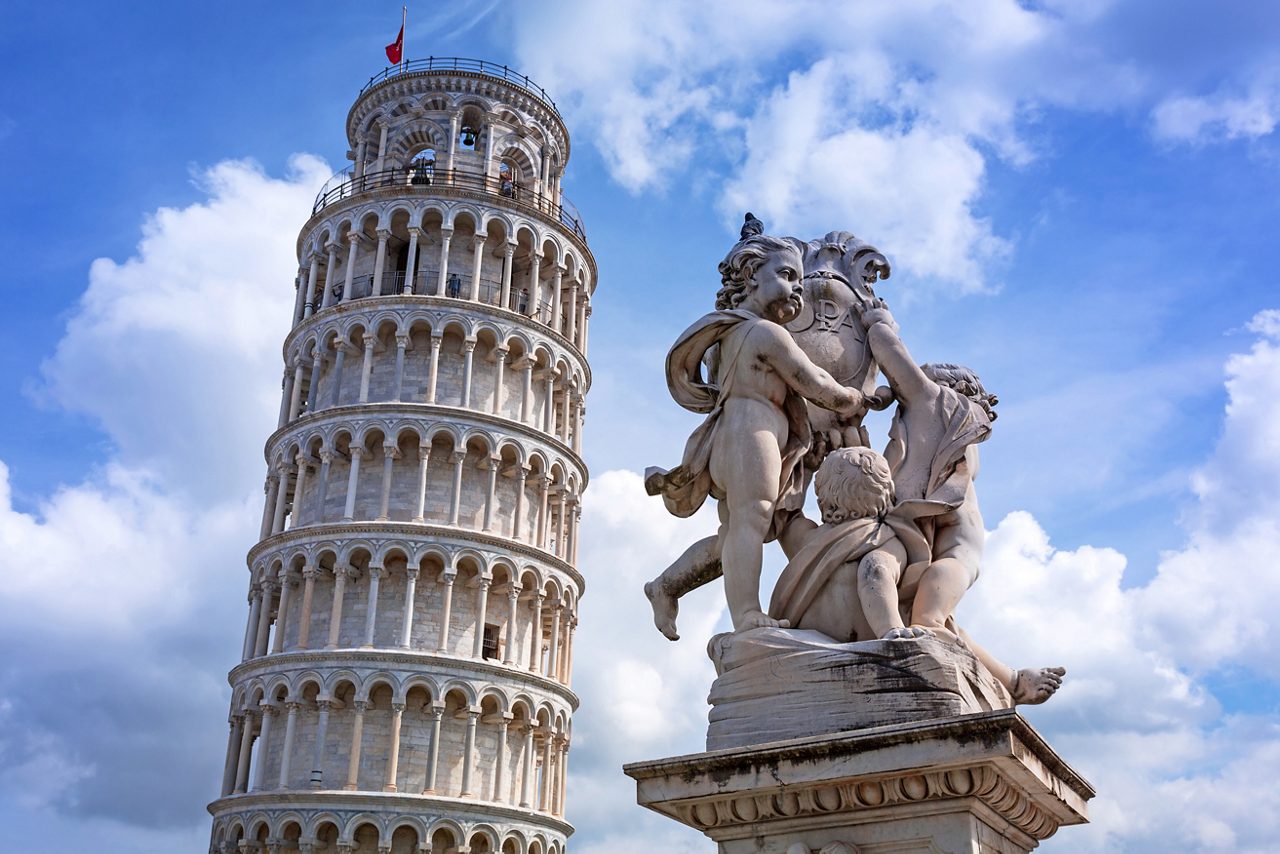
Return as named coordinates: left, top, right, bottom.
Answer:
left=623, top=710, right=1092, bottom=854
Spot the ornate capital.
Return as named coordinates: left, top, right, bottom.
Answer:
left=352, top=699, right=369, bottom=713
left=395, top=333, right=411, bottom=348
left=382, top=443, right=401, bottom=459
left=391, top=702, right=406, bottom=713
left=375, top=228, right=391, bottom=240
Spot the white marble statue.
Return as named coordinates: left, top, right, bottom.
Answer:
left=769, top=445, right=1064, bottom=705
left=645, top=216, right=1064, bottom=721
left=645, top=216, right=865, bottom=632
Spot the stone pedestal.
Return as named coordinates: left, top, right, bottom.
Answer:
left=707, top=629, right=1012, bottom=751
left=624, top=710, right=1092, bottom=854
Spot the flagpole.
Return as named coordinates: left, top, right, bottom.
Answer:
left=401, top=5, right=408, bottom=71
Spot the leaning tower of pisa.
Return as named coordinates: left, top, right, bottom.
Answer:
left=208, top=58, right=594, bottom=854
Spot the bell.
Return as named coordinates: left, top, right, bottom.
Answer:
left=461, top=125, right=477, bottom=147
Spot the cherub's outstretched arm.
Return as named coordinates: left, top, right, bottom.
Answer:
left=862, top=302, right=933, bottom=403
left=755, top=323, right=863, bottom=416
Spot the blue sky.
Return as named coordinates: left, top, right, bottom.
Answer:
left=2, top=2, right=1279, bottom=851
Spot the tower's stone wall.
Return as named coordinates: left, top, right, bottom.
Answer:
left=209, top=61, right=594, bottom=854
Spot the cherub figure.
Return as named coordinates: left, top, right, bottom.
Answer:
left=859, top=298, right=996, bottom=640
left=770, top=446, right=1065, bottom=705
left=646, top=220, right=864, bottom=632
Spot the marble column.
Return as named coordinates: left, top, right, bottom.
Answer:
left=253, top=580, right=276, bottom=658
left=529, top=594, right=544, bottom=673
left=461, top=709, right=479, bottom=797
left=271, top=571, right=294, bottom=654
left=503, top=586, right=521, bottom=665
left=357, top=336, right=376, bottom=404
left=278, top=702, right=300, bottom=789
left=482, top=458, right=499, bottom=532
left=384, top=703, right=405, bottom=792
left=326, top=566, right=350, bottom=649
left=448, top=451, right=466, bottom=525
left=437, top=227, right=453, bottom=293
left=470, top=234, right=486, bottom=301
left=520, top=723, right=535, bottom=808
left=512, top=466, right=528, bottom=541
left=403, top=227, right=420, bottom=295
left=426, top=335, right=442, bottom=403
left=521, top=361, right=534, bottom=424
left=315, top=451, right=333, bottom=523
left=221, top=717, right=242, bottom=796
left=233, top=710, right=256, bottom=794
left=500, top=245, right=514, bottom=306
left=286, top=362, right=305, bottom=422
left=306, top=348, right=324, bottom=412
left=329, top=341, right=350, bottom=409
left=493, top=715, right=511, bottom=802
left=362, top=566, right=383, bottom=648
left=399, top=567, right=419, bottom=648
left=491, top=346, right=507, bottom=414
left=341, top=232, right=361, bottom=302
left=371, top=228, right=390, bottom=296
left=250, top=705, right=276, bottom=792
left=320, top=242, right=338, bottom=309
left=461, top=340, right=476, bottom=408
left=296, top=566, right=318, bottom=649
left=341, top=447, right=365, bottom=522
left=472, top=578, right=492, bottom=658
left=547, top=605, right=562, bottom=682
left=413, top=445, right=431, bottom=522
left=302, top=253, right=320, bottom=318
left=424, top=704, right=444, bottom=793
left=309, top=700, right=331, bottom=788
left=377, top=443, right=399, bottom=521
left=392, top=334, right=409, bottom=401
left=436, top=574, right=455, bottom=653
left=344, top=700, right=367, bottom=791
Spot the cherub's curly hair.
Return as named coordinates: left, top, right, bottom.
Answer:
left=814, top=447, right=895, bottom=522
left=715, top=234, right=797, bottom=310
left=922, top=363, right=999, bottom=422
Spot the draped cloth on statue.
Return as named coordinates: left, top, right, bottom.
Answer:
left=886, top=385, right=991, bottom=504
left=768, top=508, right=939, bottom=631
left=770, top=387, right=991, bottom=631
left=645, top=309, right=812, bottom=540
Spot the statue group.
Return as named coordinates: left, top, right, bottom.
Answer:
left=643, top=215, right=1063, bottom=748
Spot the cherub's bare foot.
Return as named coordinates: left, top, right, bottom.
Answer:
left=1012, top=666, right=1066, bottom=705
left=644, top=580, right=681, bottom=641
left=882, top=626, right=931, bottom=640
left=734, top=609, right=790, bottom=633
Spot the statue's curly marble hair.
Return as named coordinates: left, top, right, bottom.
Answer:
left=814, top=446, right=895, bottom=522
left=922, top=363, right=999, bottom=422
left=715, top=233, right=797, bottom=310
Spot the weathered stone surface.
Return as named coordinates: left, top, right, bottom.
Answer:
left=707, top=628, right=1011, bottom=751
left=625, top=710, right=1093, bottom=854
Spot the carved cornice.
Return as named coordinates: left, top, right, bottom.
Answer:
left=245, top=521, right=585, bottom=593
left=668, top=763, right=1054, bottom=845
left=296, top=184, right=594, bottom=280
left=228, top=647, right=579, bottom=710
left=626, top=711, right=1093, bottom=848
left=208, top=788, right=573, bottom=837
left=264, top=401, right=589, bottom=485
left=282, top=297, right=592, bottom=390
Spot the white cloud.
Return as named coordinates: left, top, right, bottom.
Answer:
left=1152, top=82, right=1280, bottom=144
left=0, top=156, right=330, bottom=848
left=509, top=0, right=1151, bottom=290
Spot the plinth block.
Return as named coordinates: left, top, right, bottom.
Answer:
left=624, top=710, right=1093, bottom=854
left=708, top=629, right=1012, bottom=751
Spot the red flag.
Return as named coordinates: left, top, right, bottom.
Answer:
left=385, top=23, right=404, bottom=64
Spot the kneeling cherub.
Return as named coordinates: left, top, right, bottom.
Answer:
left=769, top=446, right=1064, bottom=705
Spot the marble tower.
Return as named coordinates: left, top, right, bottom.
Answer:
left=209, top=58, right=594, bottom=854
